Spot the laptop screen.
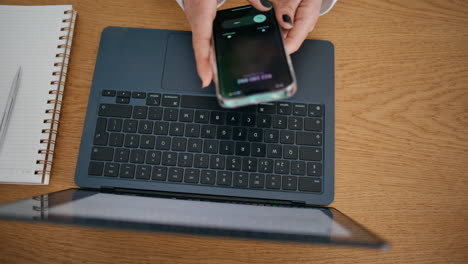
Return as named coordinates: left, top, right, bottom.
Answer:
left=0, top=189, right=387, bottom=248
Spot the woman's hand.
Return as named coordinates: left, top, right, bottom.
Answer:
left=183, top=0, right=323, bottom=87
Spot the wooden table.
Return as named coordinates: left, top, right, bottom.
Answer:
left=1, top=0, right=467, bottom=263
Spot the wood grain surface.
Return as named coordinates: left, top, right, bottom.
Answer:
left=0, top=0, right=467, bottom=263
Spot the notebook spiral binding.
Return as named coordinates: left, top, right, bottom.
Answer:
left=35, top=9, right=77, bottom=181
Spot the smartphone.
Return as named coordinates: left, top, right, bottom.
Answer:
left=212, top=5, right=297, bottom=108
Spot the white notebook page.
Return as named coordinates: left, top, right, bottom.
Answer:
left=0, top=5, right=72, bottom=184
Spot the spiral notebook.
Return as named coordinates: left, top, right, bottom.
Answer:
left=0, top=5, right=76, bottom=184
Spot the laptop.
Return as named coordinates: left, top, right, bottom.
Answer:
left=0, top=27, right=388, bottom=249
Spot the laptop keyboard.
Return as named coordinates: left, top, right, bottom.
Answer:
left=88, top=91, right=323, bottom=193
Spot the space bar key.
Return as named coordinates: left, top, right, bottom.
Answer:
left=180, top=95, right=223, bottom=110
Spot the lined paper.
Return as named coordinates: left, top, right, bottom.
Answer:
left=0, top=5, right=72, bottom=184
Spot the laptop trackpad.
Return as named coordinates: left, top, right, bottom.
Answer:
left=162, top=33, right=216, bottom=94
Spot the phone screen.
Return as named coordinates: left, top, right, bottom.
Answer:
left=213, top=6, right=293, bottom=99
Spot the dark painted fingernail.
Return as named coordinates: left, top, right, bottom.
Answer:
left=282, top=14, right=293, bottom=25
left=260, top=0, right=272, bottom=8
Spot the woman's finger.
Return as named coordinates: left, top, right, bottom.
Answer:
left=284, top=0, right=321, bottom=53
left=248, top=0, right=273, bottom=12
left=184, top=0, right=218, bottom=87
left=271, top=0, right=302, bottom=30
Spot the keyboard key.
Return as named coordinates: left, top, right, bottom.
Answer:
left=194, top=154, right=209, bottom=168
left=258, top=159, right=274, bottom=173
left=233, top=172, right=249, bottom=187
left=130, top=149, right=145, bottom=164
left=120, top=164, right=136, bottom=178
left=102, top=90, right=116, bottom=97
left=288, top=117, right=303, bottom=130
left=117, top=91, right=131, bottom=98
left=172, top=137, right=187, bottom=151
left=203, top=140, right=218, bottom=154
left=93, top=131, right=108, bottom=146
left=104, top=163, right=119, bottom=177
left=116, top=97, right=130, bottom=104
left=257, top=115, right=272, bottom=128
left=210, top=111, right=225, bottom=125
left=200, top=170, right=216, bottom=185
left=307, top=162, right=322, bottom=176
left=248, top=128, right=263, bottom=142
left=187, top=138, right=203, bottom=152
left=162, top=152, right=178, bottom=166
left=258, top=103, right=276, bottom=114
left=226, top=112, right=240, bottom=126
left=146, top=93, right=161, bottom=106
left=178, top=153, right=193, bottom=167
left=169, top=123, right=184, bottom=136
left=124, top=134, right=140, bottom=148
left=123, top=119, right=138, bottom=133
left=283, top=145, right=298, bottom=159
left=114, top=148, right=130, bottom=162
left=185, top=124, right=201, bottom=137
left=296, top=132, right=322, bottom=146
left=251, top=143, right=266, bottom=157
left=242, top=157, right=257, bottom=172
left=184, top=169, right=200, bottom=183
left=138, top=120, right=153, bottom=134
left=219, top=141, right=234, bottom=155
left=146, top=151, right=161, bottom=165
left=264, top=129, right=279, bottom=143
left=291, top=161, right=306, bottom=175
left=98, top=104, right=132, bottom=118
left=201, top=125, right=216, bottom=138
left=277, top=102, right=291, bottom=115
left=154, top=121, right=169, bottom=135
left=168, top=167, right=184, bottom=182
left=232, top=127, right=247, bottom=141
left=216, top=126, right=232, bottom=140
left=140, top=135, right=155, bottom=149
left=293, top=103, right=307, bottom=116
left=181, top=95, right=222, bottom=110
left=151, top=166, right=167, bottom=181
left=95, top=117, right=107, bottom=132
left=132, top=91, right=146, bottom=99
left=163, top=108, right=178, bottom=121
left=298, top=177, right=322, bottom=192
left=308, top=104, right=323, bottom=117
left=266, top=144, right=282, bottom=158
left=226, top=156, right=242, bottom=171
left=275, top=160, right=290, bottom=174
left=299, top=147, right=322, bottom=161
left=217, top=171, right=232, bottom=186
left=155, top=136, right=171, bottom=150
left=266, top=174, right=281, bottom=189
left=148, top=107, right=163, bottom=120
left=179, top=109, right=194, bottom=122
left=88, top=161, right=104, bottom=176
left=162, top=94, right=180, bottom=107
left=282, top=176, right=297, bottom=190
left=273, top=115, right=287, bottom=129
left=249, top=173, right=265, bottom=188
left=133, top=106, right=148, bottom=119
left=235, top=142, right=250, bottom=156
left=108, top=118, right=123, bottom=132
left=242, top=113, right=256, bottom=127
left=195, top=110, right=210, bottom=123
left=210, top=155, right=225, bottom=169
left=280, top=130, right=295, bottom=144
left=91, top=147, right=114, bottom=161
left=304, top=118, right=322, bottom=132
left=135, top=165, right=151, bottom=180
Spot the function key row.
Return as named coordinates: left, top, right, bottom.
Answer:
left=102, top=91, right=323, bottom=117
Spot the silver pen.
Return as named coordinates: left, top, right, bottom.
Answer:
left=0, top=67, right=21, bottom=149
